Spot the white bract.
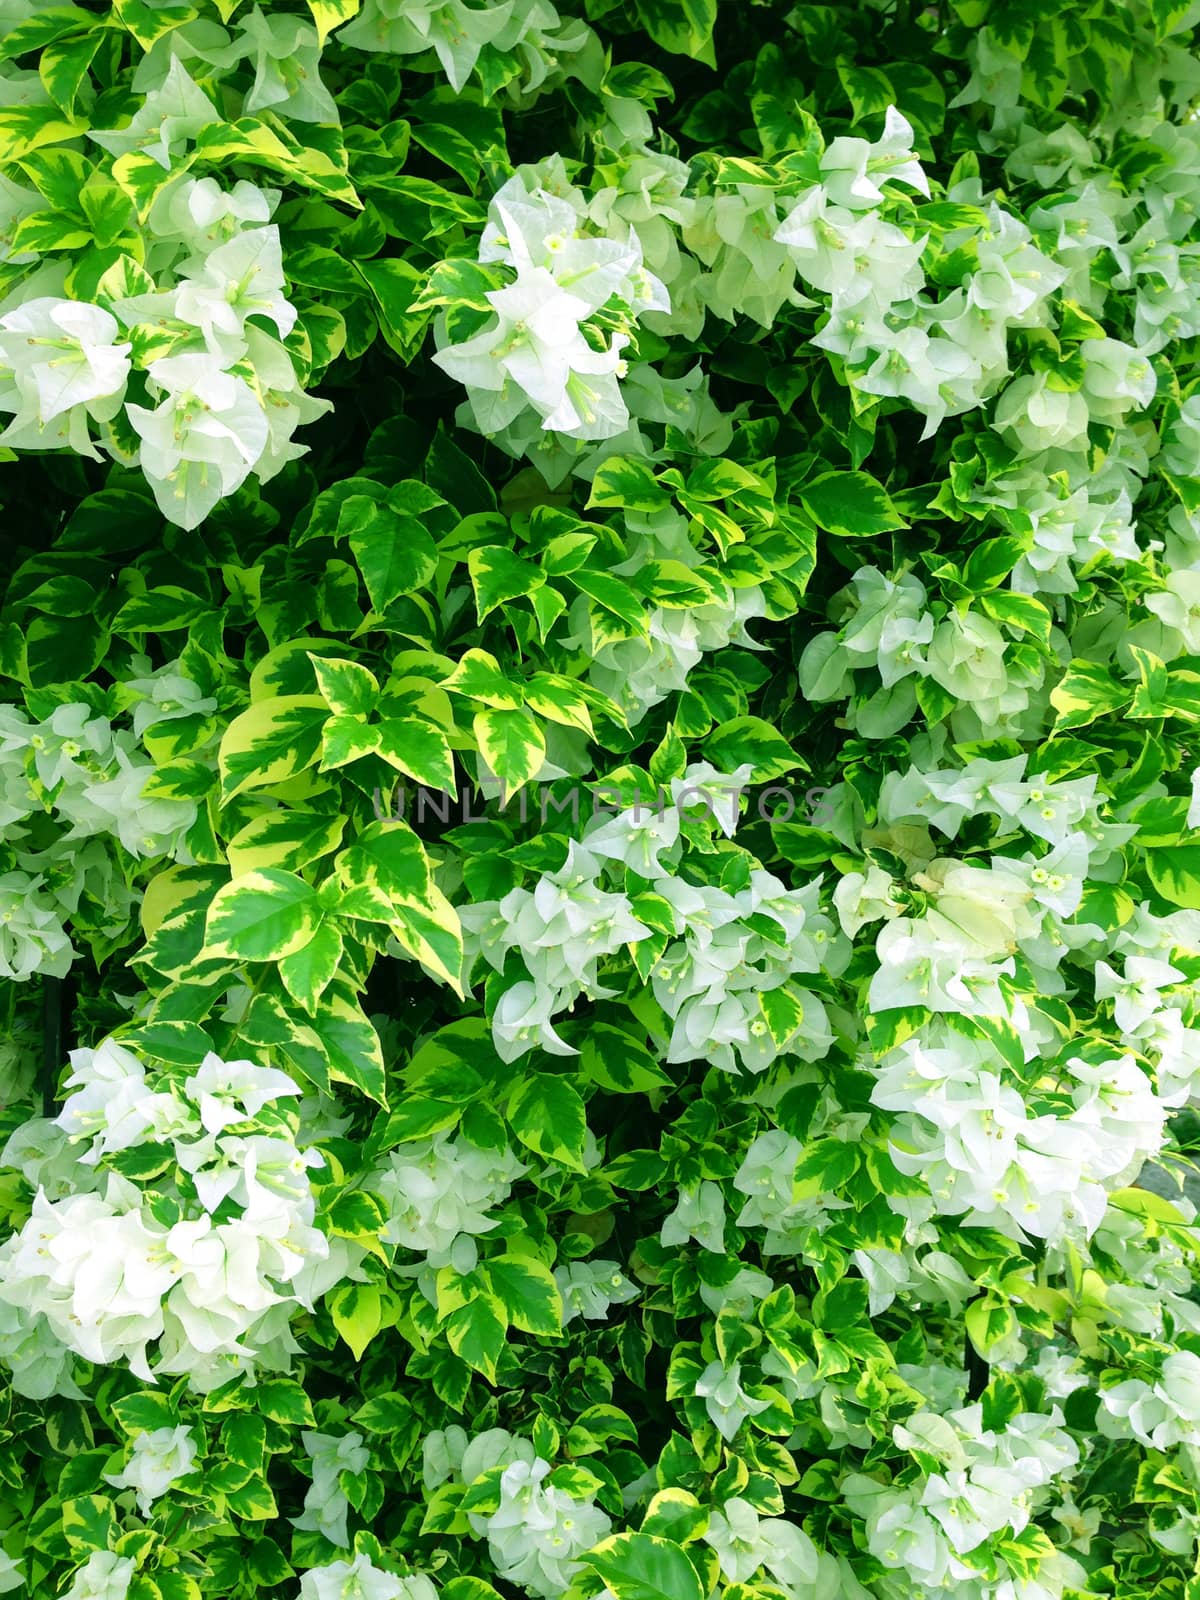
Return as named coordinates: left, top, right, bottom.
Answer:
left=103, top=1425, right=199, bottom=1514
left=434, top=164, right=667, bottom=453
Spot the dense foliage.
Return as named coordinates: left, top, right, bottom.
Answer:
left=3, top=1, right=1200, bottom=1599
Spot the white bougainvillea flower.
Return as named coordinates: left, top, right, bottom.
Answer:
left=61, top=1552, right=136, bottom=1600
left=55, top=1039, right=189, bottom=1163
left=292, top=1430, right=370, bottom=1547
left=126, top=352, right=270, bottom=529
left=491, top=979, right=577, bottom=1060
left=339, top=0, right=516, bottom=92
left=820, top=106, right=930, bottom=208
left=661, top=1180, right=726, bottom=1252
left=993, top=370, right=1090, bottom=452
left=1144, top=569, right=1200, bottom=655
left=174, top=227, right=297, bottom=358
left=103, top=1424, right=198, bottom=1515
left=0, top=871, right=75, bottom=980
left=184, top=1051, right=303, bottom=1133
left=231, top=7, right=338, bottom=122
left=481, top=1456, right=612, bottom=1599
left=89, top=58, right=218, bottom=168
left=695, top=1359, right=771, bottom=1441
left=147, top=174, right=279, bottom=254
left=0, top=297, right=131, bottom=425
left=554, top=1259, right=639, bottom=1324
left=300, top=1552, right=425, bottom=1600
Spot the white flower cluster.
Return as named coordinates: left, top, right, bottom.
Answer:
left=701, top=1496, right=820, bottom=1591
left=60, top=1552, right=136, bottom=1600
left=341, top=0, right=601, bottom=100
left=1100, top=1349, right=1200, bottom=1450
left=0, top=107, right=326, bottom=527
left=130, top=7, right=337, bottom=124
left=553, top=1258, right=638, bottom=1325
left=777, top=750, right=1189, bottom=1248
left=694, top=1360, right=773, bottom=1443
left=463, top=764, right=847, bottom=1073
left=798, top=565, right=1055, bottom=742
left=774, top=110, right=1054, bottom=437
left=104, top=1424, right=199, bottom=1516
left=300, top=1554, right=436, bottom=1600
left=422, top=1427, right=611, bottom=1600
left=432, top=162, right=668, bottom=450
left=874, top=1030, right=1164, bottom=1246
left=371, top=1130, right=526, bottom=1274
left=1058, top=1204, right=1200, bottom=1347
left=0, top=1041, right=357, bottom=1395
left=0, top=678, right=211, bottom=979
left=293, top=1430, right=370, bottom=1548
left=845, top=1403, right=1082, bottom=1597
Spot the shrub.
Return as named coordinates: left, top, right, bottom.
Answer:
left=0, top=2, right=1199, bottom=1599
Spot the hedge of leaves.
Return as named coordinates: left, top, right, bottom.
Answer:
left=4, top=1, right=1200, bottom=1598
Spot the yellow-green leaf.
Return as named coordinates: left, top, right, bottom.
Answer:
left=205, top=870, right=324, bottom=963
left=218, top=695, right=328, bottom=802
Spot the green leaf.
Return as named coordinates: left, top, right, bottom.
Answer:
left=1049, top=661, right=1129, bottom=732
left=582, top=1532, right=706, bottom=1600
left=799, top=470, right=907, bottom=537
left=640, top=1490, right=709, bottom=1543
left=116, top=1021, right=211, bottom=1067
left=376, top=718, right=456, bottom=792
left=306, top=0, right=359, bottom=44
left=329, top=1283, right=385, bottom=1361
left=965, top=1296, right=1018, bottom=1359
left=254, top=1379, right=316, bottom=1428
left=0, top=104, right=85, bottom=163
left=316, top=983, right=389, bottom=1106
left=223, top=1414, right=266, bottom=1470
left=524, top=673, right=594, bottom=734
left=226, top=811, right=347, bottom=878
left=61, top=1496, right=115, bottom=1554
left=442, top=648, right=524, bottom=710
left=111, top=0, right=200, bottom=49
left=113, top=1392, right=178, bottom=1435
left=217, top=695, right=328, bottom=802
left=337, top=820, right=432, bottom=906
left=205, top=870, right=324, bottom=963
left=1, top=6, right=95, bottom=61
left=355, top=257, right=429, bottom=358
left=579, top=1025, right=671, bottom=1093
left=350, top=1392, right=411, bottom=1434
left=485, top=1256, right=563, bottom=1336
left=570, top=570, right=649, bottom=633
left=326, top=1188, right=389, bottom=1243
left=320, top=712, right=381, bottom=770
left=587, top=456, right=669, bottom=514
left=247, top=1541, right=292, bottom=1587
left=473, top=707, right=546, bottom=798
left=309, top=653, right=380, bottom=717
left=507, top=1074, right=589, bottom=1172
left=978, top=589, right=1052, bottom=643
left=348, top=506, right=439, bottom=610
left=192, top=116, right=359, bottom=208
left=39, top=28, right=100, bottom=117
left=279, top=920, right=343, bottom=1015
left=468, top=545, right=545, bottom=622
left=390, top=885, right=466, bottom=995
left=703, top=717, right=806, bottom=782
left=444, top=1294, right=506, bottom=1382
left=837, top=63, right=895, bottom=120
left=1146, top=843, right=1200, bottom=910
